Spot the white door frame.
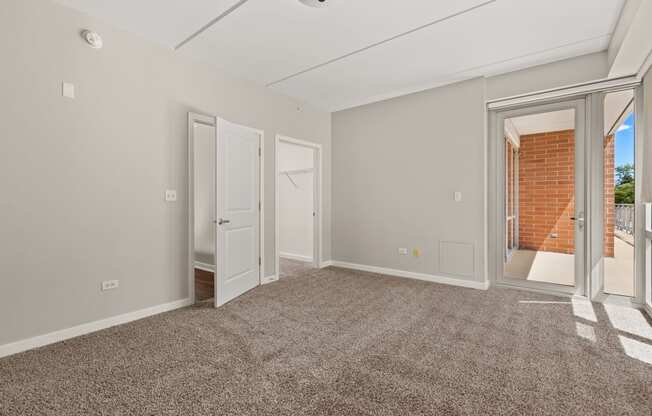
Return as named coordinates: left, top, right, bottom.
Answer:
left=187, top=113, right=265, bottom=304
left=275, top=134, right=322, bottom=280
left=488, top=99, right=588, bottom=297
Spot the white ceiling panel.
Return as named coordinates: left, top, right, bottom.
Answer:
left=55, top=0, right=625, bottom=111
left=54, top=0, right=244, bottom=48
left=177, top=0, right=491, bottom=85
left=269, top=0, right=623, bottom=110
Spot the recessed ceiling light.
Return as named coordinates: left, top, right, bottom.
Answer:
left=298, top=0, right=328, bottom=8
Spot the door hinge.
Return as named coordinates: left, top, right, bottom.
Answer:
left=259, top=201, right=261, bottom=211
left=259, top=257, right=261, bottom=266
left=258, top=147, right=262, bottom=157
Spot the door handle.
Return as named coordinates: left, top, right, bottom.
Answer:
left=570, top=212, right=584, bottom=230
left=218, top=218, right=231, bottom=226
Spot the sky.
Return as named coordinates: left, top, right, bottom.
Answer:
left=615, top=112, right=635, bottom=169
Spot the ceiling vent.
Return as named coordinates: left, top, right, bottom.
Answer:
left=298, top=0, right=327, bottom=8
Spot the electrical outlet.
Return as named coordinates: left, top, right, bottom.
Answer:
left=398, top=248, right=408, bottom=255
left=165, top=190, right=177, bottom=202
left=101, top=280, right=119, bottom=291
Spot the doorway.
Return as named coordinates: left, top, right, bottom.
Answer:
left=489, top=82, right=647, bottom=302
left=188, top=113, right=264, bottom=306
left=275, top=135, right=322, bottom=280
left=601, top=90, right=636, bottom=297
left=496, top=100, right=587, bottom=295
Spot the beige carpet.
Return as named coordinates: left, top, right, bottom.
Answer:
left=1, top=266, right=651, bottom=415
left=279, top=257, right=314, bottom=279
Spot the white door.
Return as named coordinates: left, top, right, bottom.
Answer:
left=215, top=118, right=261, bottom=306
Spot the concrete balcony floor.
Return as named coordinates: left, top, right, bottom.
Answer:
left=504, top=237, right=634, bottom=296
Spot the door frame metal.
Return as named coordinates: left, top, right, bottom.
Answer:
left=489, top=99, right=588, bottom=297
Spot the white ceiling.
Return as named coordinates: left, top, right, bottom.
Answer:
left=509, top=110, right=575, bottom=136
left=55, top=0, right=625, bottom=112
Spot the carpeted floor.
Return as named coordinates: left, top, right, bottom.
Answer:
left=1, top=266, right=651, bottom=415
left=279, top=257, right=314, bottom=279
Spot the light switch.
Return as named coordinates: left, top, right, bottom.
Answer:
left=454, top=191, right=462, bottom=202
left=165, top=190, right=177, bottom=202
left=62, top=82, right=75, bottom=99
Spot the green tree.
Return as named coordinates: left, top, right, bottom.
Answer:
left=615, top=182, right=634, bottom=204
left=616, top=163, right=634, bottom=185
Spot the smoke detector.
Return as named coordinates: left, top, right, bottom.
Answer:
left=299, top=0, right=328, bottom=8
left=81, top=30, right=103, bottom=49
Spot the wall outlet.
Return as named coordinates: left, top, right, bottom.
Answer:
left=165, top=190, right=177, bottom=202
left=454, top=191, right=462, bottom=202
left=101, top=280, right=119, bottom=291
left=398, top=248, right=408, bottom=255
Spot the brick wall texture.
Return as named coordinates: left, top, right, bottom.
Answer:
left=516, top=130, right=615, bottom=256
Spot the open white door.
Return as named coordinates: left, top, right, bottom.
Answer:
left=215, top=118, right=261, bottom=307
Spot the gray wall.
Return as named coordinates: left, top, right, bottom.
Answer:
left=332, top=78, right=487, bottom=282
left=0, top=0, right=331, bottom=345
left=486, top=52, right=608, bottom=99
left=332, top=54, right=610, bottom=284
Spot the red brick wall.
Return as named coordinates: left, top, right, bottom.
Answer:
left=518, top=130, right=576, bottom=254
left=604, top=135, right=615, bottom=257
left=517, top=130, right=616, bottom=256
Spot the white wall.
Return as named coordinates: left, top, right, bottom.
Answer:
left=0, top=0, right=331, bottom=346
left=332, top=54, right=610, bottom=285
left=193, top=123, right=215, bottom=266
left=278, top=142, right=315, bottom=261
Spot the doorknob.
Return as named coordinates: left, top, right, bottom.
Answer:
left=218, top=218, right=231, bottom=225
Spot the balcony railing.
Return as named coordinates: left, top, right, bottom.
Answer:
left=615, top=204, right=635, bottom=235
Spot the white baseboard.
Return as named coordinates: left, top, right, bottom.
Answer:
left=330, top=261, right=490, bottom=291
left=279, top=252, right=313, bottom=262
left=0, top=298, right=193, bottom=359
left=261, top=275, right=278, bottom=284
left=194, top=261, right=215, bottom=272
left=320, top=260, right=333, bottom=268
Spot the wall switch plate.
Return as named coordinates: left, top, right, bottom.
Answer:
left=165, top=190, right=177, bottom=202
left=398, top=248, right=408, bottom=255
left=101, top=280, right=119, bottom=291
left=454, top=191, right=462, bottom=202
left=62, top=82, right=75, bottom=99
